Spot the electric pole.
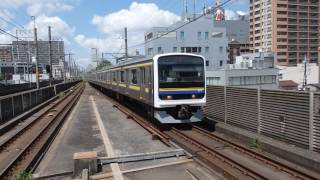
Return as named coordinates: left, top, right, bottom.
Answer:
left=303, top=55, right=307, bottom=90
left=48, top=26, right=53, bottom=86
left=124, top=27, right=128, bottom=60
left=34, top=27, right=40, bottom=89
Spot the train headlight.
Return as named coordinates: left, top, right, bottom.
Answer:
left=167, top=95, right=172, bottom=100
left=192, top=94, right=196, bottom=99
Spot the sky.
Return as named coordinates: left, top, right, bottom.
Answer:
left=0, top=0, right=248, bottom=68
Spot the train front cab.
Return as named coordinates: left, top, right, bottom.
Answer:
left=153, top=53, right=206, bottom=124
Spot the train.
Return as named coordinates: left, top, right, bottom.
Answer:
left=88, top=53, right=206, bottom=124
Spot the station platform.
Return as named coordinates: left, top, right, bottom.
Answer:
left=34, top=83, right=219, bottom=179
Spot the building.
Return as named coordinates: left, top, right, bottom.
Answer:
left=214, top=15, right=250, bottom=64
left=278, top=63, right=319, bottom=88
left=206, top=52, right=279, bottom=89
left=228, top=40, right=250, bottom=64
left=214, top=15, right=249, bottom=43
left=0, top=46, right=13, bottom=62
left=12, top=40, right=65, bottom=66
left=144, top=14, right=229, bottom=70
left=249, top=0, right=319, bottom=66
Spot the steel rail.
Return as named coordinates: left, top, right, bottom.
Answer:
left=191, top=126, right=317, bottom=180
left=0, top=83, right=83, bottom=179
left=168, top=127, right=266, bottom=180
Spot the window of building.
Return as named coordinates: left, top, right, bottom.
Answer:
left=180, top=31, right=184, bottom=40
left=180, top=47, right=185, bottom=52
left=205, top=32, right=209, bottom=40
left=219, top=60, right=223, bottom=67
left=206, top=61, right=209, bottom=66
left=219, top=46, right=223, bottom=53
left=131, top=69, right=138, bottom=84
left=205, top=47, right=209, bottom=53
left=173, top=47, right=177, bottom=52
left=147, top=48, right=153, bottom=56
left=157, top=47, right=162, bottom=54
left=206, top=77, right=220, bottom=85
left=197, top=31, right=202, bottom=40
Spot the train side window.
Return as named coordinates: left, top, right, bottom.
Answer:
left=141, top=67, right=145, bottom=84
left=131, top=69, right=138, bottom=84
left=112, top=72, right=116, bottom=81
left=120, top=71, right=125, bottom=82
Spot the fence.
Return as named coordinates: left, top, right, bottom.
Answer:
left=0, top=80, right=81, bottom=125
left=205, top=85, right=320, bottom=153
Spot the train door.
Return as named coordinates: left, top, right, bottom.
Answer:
left=140, top=67, right=146, bottom=101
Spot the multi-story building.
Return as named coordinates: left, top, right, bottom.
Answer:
left=12, top=40, right=65, bottom=66
left=249, top=0, right=319, bottom=66
left=0, top=46, right=13, bottom=62
left=144, top=14, right=229, bottom=70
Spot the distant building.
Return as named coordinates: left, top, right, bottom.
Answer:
left=206, top=52, right=279, bottom=89
left=228, top=40, right=250, bottom=64
left=249, top=0, right=319, bottom=66
left=12, top=40, right=65, bottom=66
left=278, top=63, right=319, bottom=89
left=0, top=46, right=13, bottom=62
left=144, top=14, right=228, bottom=70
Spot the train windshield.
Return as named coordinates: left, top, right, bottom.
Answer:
left=158, top=55, right=204, bottom=87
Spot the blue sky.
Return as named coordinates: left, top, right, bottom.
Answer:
left=0, top=0, right=248, bottom=67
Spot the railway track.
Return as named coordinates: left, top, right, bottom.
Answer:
left=0, top=83, right=84, bottom=179
left=91, top=85, right=318, bottom=180
left=166, top=126, right=317, bottom=180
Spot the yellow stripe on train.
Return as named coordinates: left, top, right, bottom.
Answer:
left=159, top=87, right=204, bottom=91
left=129, top=85, right=141, bottom=91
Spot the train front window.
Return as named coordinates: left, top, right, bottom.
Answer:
left=158, top=56, right=204, bottom=85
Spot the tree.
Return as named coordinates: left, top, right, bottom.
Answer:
left=96, top=59, right=112, bottom=70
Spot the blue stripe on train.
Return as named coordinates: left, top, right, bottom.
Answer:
left=159, top=90, right=204, bottom=95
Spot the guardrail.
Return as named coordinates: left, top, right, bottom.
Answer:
left=205, top=85, right=320, bottom=153
left=0, top=80, right=81, bottom=125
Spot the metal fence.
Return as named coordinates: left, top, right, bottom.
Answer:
left=205, top=85, right=320, bottom=153
left=0, top=80, right=81, bottom=125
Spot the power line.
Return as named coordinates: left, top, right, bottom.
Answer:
left=128, top=0, right=233, bottom=48
left=0, top=28, right=24, bottom=40
left=0, top=16, right=24, bottom=29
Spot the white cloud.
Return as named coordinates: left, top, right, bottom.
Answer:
left=0, top=15, right=74, bottom=45
left=76, top=2, right=180, bottom=58
left=27, top=15, right=75, bottom=42
left=225, top=9, right=248, bottom=20
left=0, top=0, right=75, bottom=16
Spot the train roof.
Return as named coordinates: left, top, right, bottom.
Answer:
left=94, top=53, right=205, bottom=73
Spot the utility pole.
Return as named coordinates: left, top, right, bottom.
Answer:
left=124, top=27, right=128, bottom=60
left=64, top=53, right=74, bottom=80
left=48, top=26, right=53, bottom=86
left=34, top=28, right=40, bottom=89
left=303, top=55, right=307, bottom=90
left=193, top=0, right=196, bottom=19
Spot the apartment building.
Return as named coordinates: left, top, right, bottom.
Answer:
left=249, top=0, right=319, bottom=66
left=144, top=14, right=228, bottom=71
left=12, top=40, right=65, bottom=66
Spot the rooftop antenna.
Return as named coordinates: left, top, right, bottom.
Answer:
left=182, top=0, right=188, bottom=20
left=193, top=0, right=196, bottom=19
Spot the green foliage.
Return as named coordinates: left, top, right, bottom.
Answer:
left=59, top=92, right=65, bottom=98
left=96, top=59, right=112, bottom=70
left=251, top=138, right=262, bottom=151
left=15, top=170, right=33, bottom=180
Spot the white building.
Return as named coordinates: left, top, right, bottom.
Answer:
left=207, top=52, right=279, bottom=89
left=278, top=63, right=319, bottom=89
left=144, top=14, right=228, bottom=71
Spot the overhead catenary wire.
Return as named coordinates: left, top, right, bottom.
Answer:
left=0, top=16, right=24, bottom=29
left=128, top=0, right=233, bottom=49
left=0, top=28, right=24, bottom=41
